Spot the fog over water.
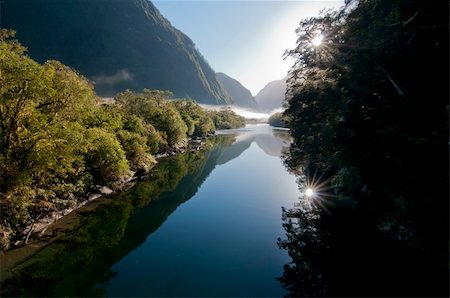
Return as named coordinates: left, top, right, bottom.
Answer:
left=101, top=99, right=282, bottom=121
left=200, top=104, right=283, bottom=121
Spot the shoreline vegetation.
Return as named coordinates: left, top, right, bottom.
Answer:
left=3, top=135, right=209, bottom=253
left=0, top=29, right=245, bottom=252
left=0, top=136, right=216, bottom=282
left=267, top=112, right=287, bottom=128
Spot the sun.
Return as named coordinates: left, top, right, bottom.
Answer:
left=305, top=188, right=315, bottom=197
left=300, top=168, right=332, bottom=202
left=311, top=34, right=323, bottom=47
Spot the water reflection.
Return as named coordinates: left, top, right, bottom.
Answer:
left=100, top=125, right=297, bottom=297
left=217, top=124, right=291, bottom=159
left=1, top=136, right=237, bottom=297
left=278, top=167, right=449, bottom=297
left=1, top=125, right=295, bottom=297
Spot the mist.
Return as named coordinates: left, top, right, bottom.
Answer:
left=92, top=69, right=133, bottom=86
left=200, top=104, right=283, bottom=121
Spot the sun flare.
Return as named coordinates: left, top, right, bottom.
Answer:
left=311, top=34, right=323, bottom=47
left=305, top=188, right=314, bottom=197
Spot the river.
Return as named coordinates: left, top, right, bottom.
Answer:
left=1, top=124, right=301, bottom=297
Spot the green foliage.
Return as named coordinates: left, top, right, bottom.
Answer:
left=116, top=130, right=156, bottom=172
left=173, top=100, right=215, bottom=137
left=0, top=136, right=231, bottom=297
left=83, top=128, right=129, bottom=188
left=122, top=114, right=160, bottom=154
left=268, top=112, right=287, bottom=128
left=29, top=123, right=90, bottom=198
left=0, top=31, right=95, bottom=186
left=0, top=30, right=99, bottom=237
left=85, top=105, right=157, bottom=172
left=115, top=89, right=188, bottom=146
left=86, top=104, right=124, bottom=132
left=0, top=30, right=243, bottom=249
left=285, top=0, right=448, bottom=225
left=208, top=107, right=245, bottom=130
left=0, top=34, right=127, bottom=241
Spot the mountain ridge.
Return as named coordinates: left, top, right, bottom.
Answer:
left=216, top=72, right=258, bottom=109
left=255, top=77, right=287, bottom=112
left=1, top=0, right=232, bottom=104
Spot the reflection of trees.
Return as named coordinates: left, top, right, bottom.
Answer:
left=278, top=203, right=328, bottom=297
left=105, top=136, right=237, bottom=266
left=1, top=198, right=135, bottom=297
left=278, top=169, right=449, bottom=297
left=1, top=136, right=237, bottom=297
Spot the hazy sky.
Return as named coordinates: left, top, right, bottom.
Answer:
left=153, top=0, right=344, bottom=95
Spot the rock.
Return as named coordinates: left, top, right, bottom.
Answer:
left=154, top=153, right=168, bottom=159
left=0, top=228, right=11, bottom=252
left=99, top=186, right=114, bottom=195
left=36, top=199, right=56, bottom=211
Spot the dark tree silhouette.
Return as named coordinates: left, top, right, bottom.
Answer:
left=280, top=0, right=449, bottom=296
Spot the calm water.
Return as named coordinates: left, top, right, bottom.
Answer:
left=1, top=124, right=301, bottom=297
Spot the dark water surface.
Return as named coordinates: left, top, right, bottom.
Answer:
left=1, top=124, right=300, bottom=297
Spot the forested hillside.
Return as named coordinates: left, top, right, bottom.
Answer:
left=0, top=0, right=232, bottom=104
left=216, top=73, right=258, bottom=109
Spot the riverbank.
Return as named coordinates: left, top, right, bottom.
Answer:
left=1, top=135, right=211, bottom=255
left=0, top=194, right=109, bottom=282
left=1, top=125, right=297, bottom=297
left=0, top=135, right=213, bottom=281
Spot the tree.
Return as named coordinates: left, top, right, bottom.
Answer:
left=83, top=128, right=129, bottom=187
left=207, top=107, right=245, bottom=130
left=1, top=31, right=99, bottom=245
left=173, top=100, right=215, bottom=137
left=114, top=89, right=188, bottom=147
left=268, top=112, right=287, bottom=128
left=0, top=30, right=95, bottom=191
left=281, top=0, right=449, bottom=295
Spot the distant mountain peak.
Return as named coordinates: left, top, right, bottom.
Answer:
left=255, top=77, right=287, bottom=112
left=216, top=72, right=258, bottom=109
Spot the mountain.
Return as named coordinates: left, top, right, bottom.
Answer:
left=1, top=0, right=232, bottom=104
left=216, top=73, right=257, bottom=109
left=255, top=77, right=287, bottom=112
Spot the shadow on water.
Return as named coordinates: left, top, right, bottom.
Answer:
left=277, top=169, right=449, bottom=297
left=0, top=135, right=242, bottom=297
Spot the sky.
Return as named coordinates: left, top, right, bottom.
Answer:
left=153, top=0, right=344, bottom=95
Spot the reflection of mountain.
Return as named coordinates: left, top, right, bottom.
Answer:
left=255, top=78, right=287, bottom=112
left=255, top=130, right=291, bottom=157
left=108, top=138, right=236, bottom=262
left=216, top=134, right=254, bottom=165
left=0, top=126, right=291, bottom=297
left=1, top=137, right=237, bottom=297
left=218, top=125, right=291, bottom=158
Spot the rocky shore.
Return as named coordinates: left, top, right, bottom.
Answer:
left=1, top=135, right=211, bottom=253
